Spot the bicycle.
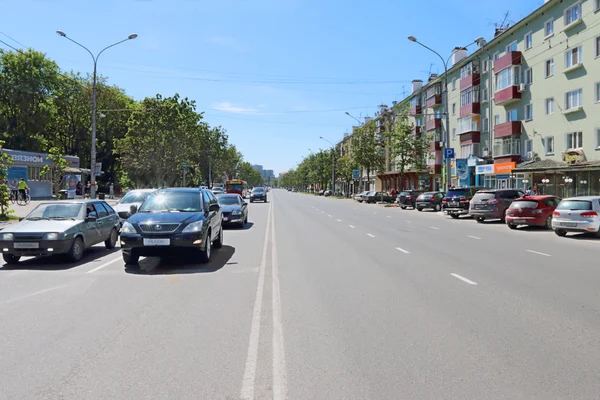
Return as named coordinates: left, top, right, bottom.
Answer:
left=17, top=189, right=30, bottom=206
left=9, top=190, right=17, bottom=204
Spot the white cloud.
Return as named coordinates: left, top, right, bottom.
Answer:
left=212, top=102, right=260, bottom=114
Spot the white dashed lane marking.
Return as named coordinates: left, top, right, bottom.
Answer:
left=451, top=273, right=478, bottom=285
left=527, top=250, right=551, bottom=257
left=367, top=233, right=375, bottom=238
left=395, top=247, right=410, bottom=254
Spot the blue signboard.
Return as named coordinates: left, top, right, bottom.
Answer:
left=496, top=174, right=510, bottom=179
left=456, top=158, right=470, bottom=187
left=7, top=166, right=28, bottom=183
left=443, top=148, right=455, bottom=159
left=352, top=169, right=360, bottom=180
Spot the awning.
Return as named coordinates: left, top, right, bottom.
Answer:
left=512, top=159, right=600, bottom=173
left=63, top=167, right=92, bottom=174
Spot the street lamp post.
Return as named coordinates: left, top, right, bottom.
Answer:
left=56, top=30, right=137, bottom=199
left=320, top=136, right=336, bottom=194
left=408, top=36, right=451, bottom=190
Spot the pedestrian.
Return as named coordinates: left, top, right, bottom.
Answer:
left=109, top=182, right=115, bottom=199
left=525, top=186, right=533, bottom=196
left=85, top=180, right=91, bottom=198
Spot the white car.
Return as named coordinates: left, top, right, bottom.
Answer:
left=212, top=187, right=224, bottom=195
left=114, top=189, right=156, bottom=225
left=551, top=196, right=600, bottom=237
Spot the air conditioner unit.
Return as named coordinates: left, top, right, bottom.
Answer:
left=518, top=83, right=526, bottom=92
left=482, top=150, right=490, bottom=157
left=526, top=151, right=533, bottom=159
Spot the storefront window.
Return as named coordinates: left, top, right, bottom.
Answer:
left=27, top=166, right=50, bottom=182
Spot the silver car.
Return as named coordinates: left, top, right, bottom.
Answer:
left=551, top=196, right=600, bottom=237
left=114, top=189, right=156, bottom=225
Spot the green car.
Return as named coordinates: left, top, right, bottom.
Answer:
left=0, top=200, right=121, bottom=265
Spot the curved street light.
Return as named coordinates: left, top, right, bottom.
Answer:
left=56, top=30, right=138, bottom=199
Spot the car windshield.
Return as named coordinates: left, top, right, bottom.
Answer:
left=446, top=189, right=466, bottom=198
left=556, top=200, right=592, bottom=211
left=212, top=187, right=223, bottom=191
left=27, top=203, right=83, bottom=220
left=473, top=192, right=496, bottom=201
left=120, top=191, right=153, bottom=204
left=253, top=188, right=265, bottom=193
left=139, top=192, right=202, bottom=212
left=510, top=200, right=539, bottom=209
left=400, top=191, right=411, bottom=196
left=227, top=184, right=243, bottom=191
left=217, top=196, right=241, bottom=205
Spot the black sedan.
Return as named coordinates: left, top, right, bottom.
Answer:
left=216, top=194, right=248, bottom=228
left=250, top=187, right=267, bottom=203
left=415, top=191, right=445, bottom=212
left=120, top=188, right=223, bottom=266
left=364, top=192, right=394, bottom=204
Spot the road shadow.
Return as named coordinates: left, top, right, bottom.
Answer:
left=224, top=222, right=254, bottom=231
left=0, top=246, right=121, bottom=271
left=510, top=225, right=552, bottom=233
left=562, top=233, right=600, bottom=241
left=125, top=245, right=236, bottom=275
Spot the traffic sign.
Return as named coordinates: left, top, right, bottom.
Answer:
left=443, top=148, right=455, bottom=159
left=352, top=169, right=360, bottom=180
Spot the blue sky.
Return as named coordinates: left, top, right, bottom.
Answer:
left=3, top=0, right=542, bottom=175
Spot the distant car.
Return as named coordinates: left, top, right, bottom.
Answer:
left=217, top=194, right=248, bottom=228
left=506, top=195, right=561, bottom=229
left=250, top=187, right=267, bottom=203
left=292, top=188, right=298, bottom=193
left=211, top=187, right=224, bottom=195
left=397, top=190, right=424, bottom=209
left=415, top=191, right=445, bottom=211
left=324, top=190, right=332, bottom=197
left=318, top=189, right=325, bottom=196
left=0, top=200, right=121, bottom=264
left=469, top=189, right=524, bottom=222
left=354, top=191, right=372, bottom=203
left=113, top=189, right=156, bottom=226
left=552, top=196, right=600, bottom=237
left=365, top=192, right=393, bottom=204
left=120, top=188, right=223, bottom=266
left=442, top=186, right=487, bottom=219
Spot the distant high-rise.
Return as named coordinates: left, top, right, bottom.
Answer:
left=252, top=164, right=263, bottom=174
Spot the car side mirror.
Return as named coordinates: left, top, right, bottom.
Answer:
left=129, top=205, right=138, bottom=215
left=86, top=211, right=98, bottom=221
left=209, top=203, right=220, bottom=212
left=242, top=203, right=247, bottom=208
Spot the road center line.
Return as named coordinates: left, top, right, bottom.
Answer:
left=271, top=198, right=287, bottom=400
left=527, top=250, right=551, bottom=257
left=405, top=221, right=411, bottom=223
left=336, top=219, right=342, bottom=222
left=451, top=273, right=478, bottom=285
left=367, top=233, right=375, bottom=238
left=373, top=212, right=377, bottom=215
left=240, top=199, right=272, bottom=400
left=349, top=225, right=355, bottom=228
left=328, top=214, right=332, bottom=217
left=395, top=247, right=410, bottom=254
left=430, top=227, right=440, bottom=230
left=468, top=235, right=482, bottom=240
left=386, top=216, right=392, bottom=219
left=86, top=256, right=122, bottom=273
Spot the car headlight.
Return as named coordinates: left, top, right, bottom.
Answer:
left=182, top=220, right=204, bottom=233
left=44, top=232, right=59, bottom=240
left=1, top=233, right=14, bottom=241
left=121, top=222, right=136, bottom=234
left=232, top=210, right=242, bottom=215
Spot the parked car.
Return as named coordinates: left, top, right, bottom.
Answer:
left=113, top=189, right=156, bottom=226
left=216, top=193, right=248, bottom=228
left=318, top=189, right=325, bottom=196
left=551, top=196, right=600, bottom=237
left=469, top=189, right=524, bottom=222
left=442, top=186, right=487, bottom=219
left=250, top=187, right=267, bottom=203
left=354, top=191, right=371, bottom=203
left=324, top=190, right=333, bottom=197
left=120, top=188, right=223, bottom=266
left=415, top=191, right=445, bottom=211
left=365, top=192, right=394, bottom=204
left=211, top=187, right=225, bottom=195
left=397, top=190, right=424, bottom=209
left=292, top=188, right=298, bottom=193
left=0, top=200, right=120, bottom=264
left=505, top=195, right=561, bottom=229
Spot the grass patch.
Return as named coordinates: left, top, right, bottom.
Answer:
left=0, top=214, right=20, bottom=221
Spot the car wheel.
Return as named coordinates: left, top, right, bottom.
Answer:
left=545, top=215, right=553, bottom=230
left=3, top=254, right=20, bottom=265
left=450, top=214, right=459, bottom=219
left=400, top=206, right=407, bottom=210
left=555, top=229, right=567, bottom=237
left=67, top=237, right=84, bottom=262
left=508, top=224, right=517, bottom=230
left=213, top=226, right=224, bottom=248
left=475, top=217, right=485, bottom=223
left=123, top=251, right=139, bottom=266
left=250, top=199, right=254, bottom=203
left=500, top=211, right=507, bottom=222
left=104, top=228, right=118, bottom=249
left=434, top=204, right=441, bottom=212
left=199, top=231, right=212, bottom=263
left=416, top=208, right=423, bottom=212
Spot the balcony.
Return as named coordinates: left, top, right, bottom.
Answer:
left=460, top=73, right=480, bottom=90
left=426, top=118, right=441, bottom=131
left=459, top=132, right=480, bottom=145
left=494, top=85, right=522, bottom=105
left=494, top=121, right=522, bottom=139
left=460, top=102, right=480, bottom=118
left=426, top=94, right=442, bottom=108
left=410, top=105, right=422, bottom=115
left=430, top=140, right=442, bottom=151
left=493, top=139, right=521, bottom=158
left=494, top=51, right=522, bottom=72
left=412, top=126, right=422, bottom=135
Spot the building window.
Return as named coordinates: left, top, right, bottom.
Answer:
left=482, top=59, right=489, bottom=73
left=545, top=59, right=554, bottom=77
left=524, top=32, right=533, bottom=50
left=494, top=52, right=500, bottom=60
left=452, top=128, right=457, bottom=140
left=460, top=63, right=474, bottom=79
left=545, top=19, right=554, bottom=37
left=566, top=132, right=583, bottom=149
left=452, top=103, right=456, bottom=115
left=596, top=82, right=600, bottom=102
left=506, top=41, right=517, bottom=52
left=565, top=2, right=582, bottom=26
left=525, top=139, right=533, bottom=155
left=524, top=68, right=533, bottom=85
left=544, top=137, right=555, bottom=154
left=494, top=114, right=501, bottom=125
left=460, top=86, right=479, bottom=106
left=524, top=104, right=533, bottom=120
left=565, top=88, right=583, bottom=110
left=452, top=78, right=457, bottom=90
left=458, top=115, right=479, bottom=133
left=482, top=117, right=489, bottom=132
left=482, top=88, right=488, bottom=102
left=545, top=97, right=555, bottom=114
left=506, top=109, right=518, bottom=122
left=596, top=128, right=600, bottom=149
left=596, top=36, right=600, bottom=57
left=495, top=66, right=519, bottom=92
left=565, top=46, right=582, bottom=68
left=596, top=0, right=600, bottom=11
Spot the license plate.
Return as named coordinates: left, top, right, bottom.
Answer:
left=450, top=202, right=458, bottom=206
left=143, top=238, right=170, bottom=246
left=418, top=203, right=427, bottom=207
left=14, top=242, right=39, bottom=249
left=223, top=217, right=229, bottom=221
left=561, top=222, right=577, bottom=227
left=513, top=219, right=526, bottom=224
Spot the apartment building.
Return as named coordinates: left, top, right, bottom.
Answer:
left=380, top=0, right=600, bottom=196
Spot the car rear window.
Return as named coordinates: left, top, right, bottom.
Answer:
left=445, top=189, right=466, bottom=198
left=510, top=200, right=538, bottom=209
left=400, top=191, right=411, bottom=196
left=556, top=200, right=592, bottom=211
left=472, top=192, right=495, bottom=201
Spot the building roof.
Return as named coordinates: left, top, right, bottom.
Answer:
left=513, top=159, right=600, bottom=173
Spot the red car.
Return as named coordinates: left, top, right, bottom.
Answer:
left=505, top=195, right=562, bottom=229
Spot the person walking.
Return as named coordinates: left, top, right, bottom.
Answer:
left=109, top=182, right=115, bottom=199
left=85, top=180, right=91, bottom=198
left=525, top=186, right=533, bottom=196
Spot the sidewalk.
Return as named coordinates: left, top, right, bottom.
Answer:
left=9, top=198, right=120, bottom=219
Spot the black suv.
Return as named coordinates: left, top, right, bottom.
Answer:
left=250, top=187, right=267, bottom=203
left=442, top=186, right=487, bottom=219
left=397, top=190, right=424, bottom=209
left=120, top=188, right=223, bottom=266
left=469, top=189, right=524, bottom=222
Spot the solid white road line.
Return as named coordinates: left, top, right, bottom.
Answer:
left=527, top=250, right=551, bottom=257
left=367, top=233, right=375, bottom=238
left=240, top=200, right=272, bottom=400
left=271, top=198, right=287, bottom=400
left=386, top=216, right=392, bottom=218
left=1, top=283, right=72, bottom=305
left=336, top=219, right=342, bottom=222
left=430, top=227, right=440, bottom=230
left=395, top=247, right=410, bottom=254
left=468, top=235, right=482, bottom=240
left=451, top=273, right=478, bottom=285
left=349, top=225, right=355, bottom=228
left=86, top=256, right=122, bottom=273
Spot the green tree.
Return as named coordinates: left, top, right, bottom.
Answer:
left=40, top=147, right=69, bottom=196
left=336, top=154, right=358, bottom=196
left=238, top=161, right=263, bottom=186
left=351, top=119, right=385, bottom=191
left=0, top=140, right=14, bottom=218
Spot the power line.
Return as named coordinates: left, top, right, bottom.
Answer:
left=0, top=31, right=26, bottom=49
left=0, top=39, right=21, bottom=53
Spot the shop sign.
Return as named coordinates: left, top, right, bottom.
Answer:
left=562, top=149, right=586, bottom=164
left=476, top=165, right=494, bottom=175
left=494, top=162, right=516, bottom=174
left=11, top=154, right=44, bottom=163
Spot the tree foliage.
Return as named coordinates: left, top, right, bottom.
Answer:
left=0, top=140, right=13, bottom=218
left=40, top=147, right=69, bottom=195
left=238, top=162, right=263, bottom=186
left=350, top=119, right=385, bottom=191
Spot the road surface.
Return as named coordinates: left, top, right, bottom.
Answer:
left=2, top=189, right=600, bottom=399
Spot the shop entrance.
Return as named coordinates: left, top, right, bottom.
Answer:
left=496, top=179, right=509, bottom=189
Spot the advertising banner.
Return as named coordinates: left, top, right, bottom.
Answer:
left=456, top=159, right=470, bottom=187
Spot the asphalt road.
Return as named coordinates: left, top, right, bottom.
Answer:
left=2, top=189, right=600, bottom=399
